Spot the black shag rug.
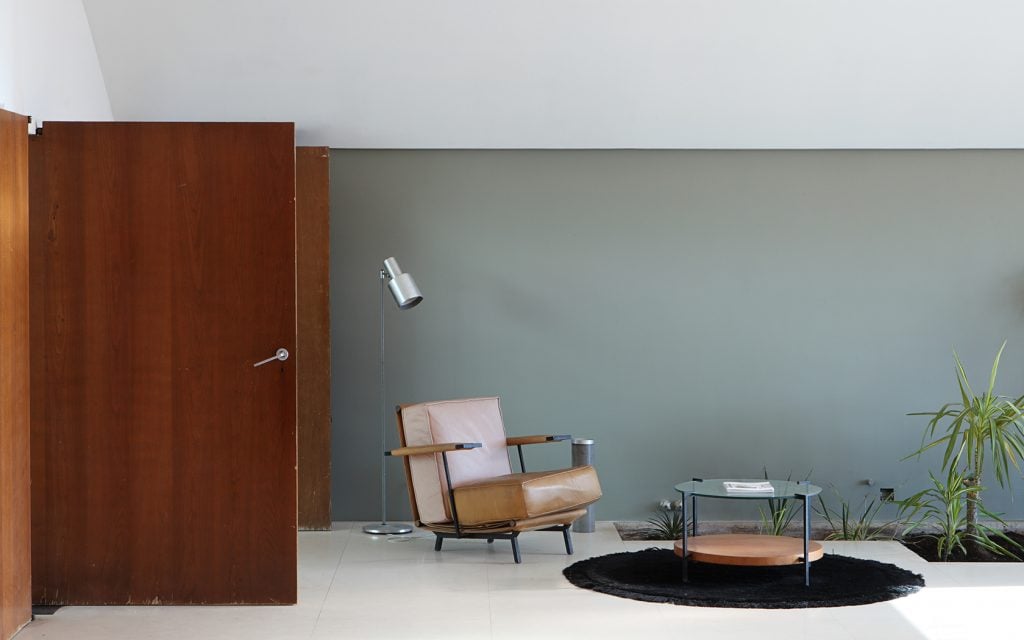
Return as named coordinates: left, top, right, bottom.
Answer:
left=563, top=549, right=924, bottom=609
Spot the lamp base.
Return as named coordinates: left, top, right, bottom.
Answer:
left=363, top=522, right=414, bottom=535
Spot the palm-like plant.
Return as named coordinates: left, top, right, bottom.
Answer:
left=901, top=468, right=1019, bottom=561
left=907, top=342, right=1024, bottom=540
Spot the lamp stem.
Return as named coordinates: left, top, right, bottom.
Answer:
left=379, top=268, right=386, bottom=524
left=363, top=268, right=413, bottom=535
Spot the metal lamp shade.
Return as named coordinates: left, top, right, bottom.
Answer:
left=388, top=273, right=422, bottom=309
left=383, top=257, right=423, bottom=309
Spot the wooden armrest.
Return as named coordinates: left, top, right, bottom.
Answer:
left=506, top=435, right=571, bottom=446
left=386, top=442, right=482, bottom=457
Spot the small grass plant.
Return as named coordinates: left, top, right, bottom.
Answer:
left=757, top=468, right=810, bottom=536
left=815, top=487, right=920, bottom=541
left=646, top=499, right=687, bottom=540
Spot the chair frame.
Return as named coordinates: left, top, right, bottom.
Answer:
left=387, top=405, right=579, bottom=563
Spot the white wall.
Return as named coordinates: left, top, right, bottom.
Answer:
left=0, top=0, right=14, bottom=110
left=82, top=0, right=1024, bottom=148
left=0, top=0, right=112, bottom=123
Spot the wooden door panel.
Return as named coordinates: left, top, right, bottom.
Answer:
left=0, top=108, right=32, bottom=638
left=30, top=122, right=296, bottom=604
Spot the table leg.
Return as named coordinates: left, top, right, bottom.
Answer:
left=692, top=493, right=698, bottom=537
left=802, top=494, right=810, bottom=587
left=691, top=477, right=700, bottom=537
left=681, top=491, right=689, bottom=583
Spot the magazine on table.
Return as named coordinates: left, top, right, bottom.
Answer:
left=722, top=481, right=774, bottom=493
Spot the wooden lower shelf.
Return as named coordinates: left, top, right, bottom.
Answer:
left=673, top=534, right=824, bottom=567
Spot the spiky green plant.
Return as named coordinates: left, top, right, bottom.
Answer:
left=906, top=342, right=1024, bottom=541
left=646, top=499, right=687, bottom=540
left=900, top=468, right=1020, bottom=561
left=759, top=499, right=799, bottom=536
left=815, top=488, right=920, bottom=541
left=757, top=468, right=809, bottom=536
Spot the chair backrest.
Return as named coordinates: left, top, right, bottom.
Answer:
left=397, top=397, right=513, bottom=524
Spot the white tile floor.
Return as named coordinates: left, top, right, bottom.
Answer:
left=18, top=522, right=1024, bottom=639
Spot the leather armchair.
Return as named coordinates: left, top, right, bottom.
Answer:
left=388, top=397, right=602, bottom=563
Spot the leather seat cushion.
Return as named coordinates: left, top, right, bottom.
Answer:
left=452, top=465, right=601, bottom=527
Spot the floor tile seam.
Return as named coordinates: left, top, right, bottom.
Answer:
left=485, top=563, right=496, bottom=639
left=308, top=528, right=353, bottom=638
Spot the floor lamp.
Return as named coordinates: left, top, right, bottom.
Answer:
left=363, top=257, right=422, bottom=535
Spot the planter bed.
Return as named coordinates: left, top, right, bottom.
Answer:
left=616, top=521, right=1024, bottom=562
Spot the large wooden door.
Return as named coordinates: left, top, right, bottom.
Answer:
left=0, top=109, right=32, bottom=637
left=30, top=122, right=297, bottom=604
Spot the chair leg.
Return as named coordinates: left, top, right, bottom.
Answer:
left=434, top=534, right=444, bottom=552
left=511, top=534, right=522, bottom=564
left=562, top=526, right=574, bottom=555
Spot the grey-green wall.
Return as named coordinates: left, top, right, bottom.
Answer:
left=330, top=150, right=1024, bottom=522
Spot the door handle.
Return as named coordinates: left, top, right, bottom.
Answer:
left=254, top=348, right=289, bottom=368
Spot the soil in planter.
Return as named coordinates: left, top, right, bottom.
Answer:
left=901, top=531, right=1024, bottom=562
left=614, top=523, right=672, bottom=541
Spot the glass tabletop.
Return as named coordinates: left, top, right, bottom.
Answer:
left=674, top=479, right=821, bottom=499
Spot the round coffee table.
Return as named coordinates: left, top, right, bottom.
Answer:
left=674, top=478, right=822, bottom=586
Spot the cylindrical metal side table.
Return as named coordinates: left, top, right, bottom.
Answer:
left=571, top=438, right=596, bottom=533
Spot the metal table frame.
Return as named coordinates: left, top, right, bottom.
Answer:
left=677, top=478, right=816, bottom=587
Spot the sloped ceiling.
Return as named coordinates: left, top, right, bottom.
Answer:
left=1, top=0, right=111, bottom=123
left=82, top=0, right=1024, bottom=148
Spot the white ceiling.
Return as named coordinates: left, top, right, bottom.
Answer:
left=82, top=0, right=1024, bottom=148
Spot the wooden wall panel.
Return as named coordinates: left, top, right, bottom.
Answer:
left=30, top=122, right=297, bottom=604
left=296, top=147, right=332, bottom=530
left=0, top=109, right=32, bottom=638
